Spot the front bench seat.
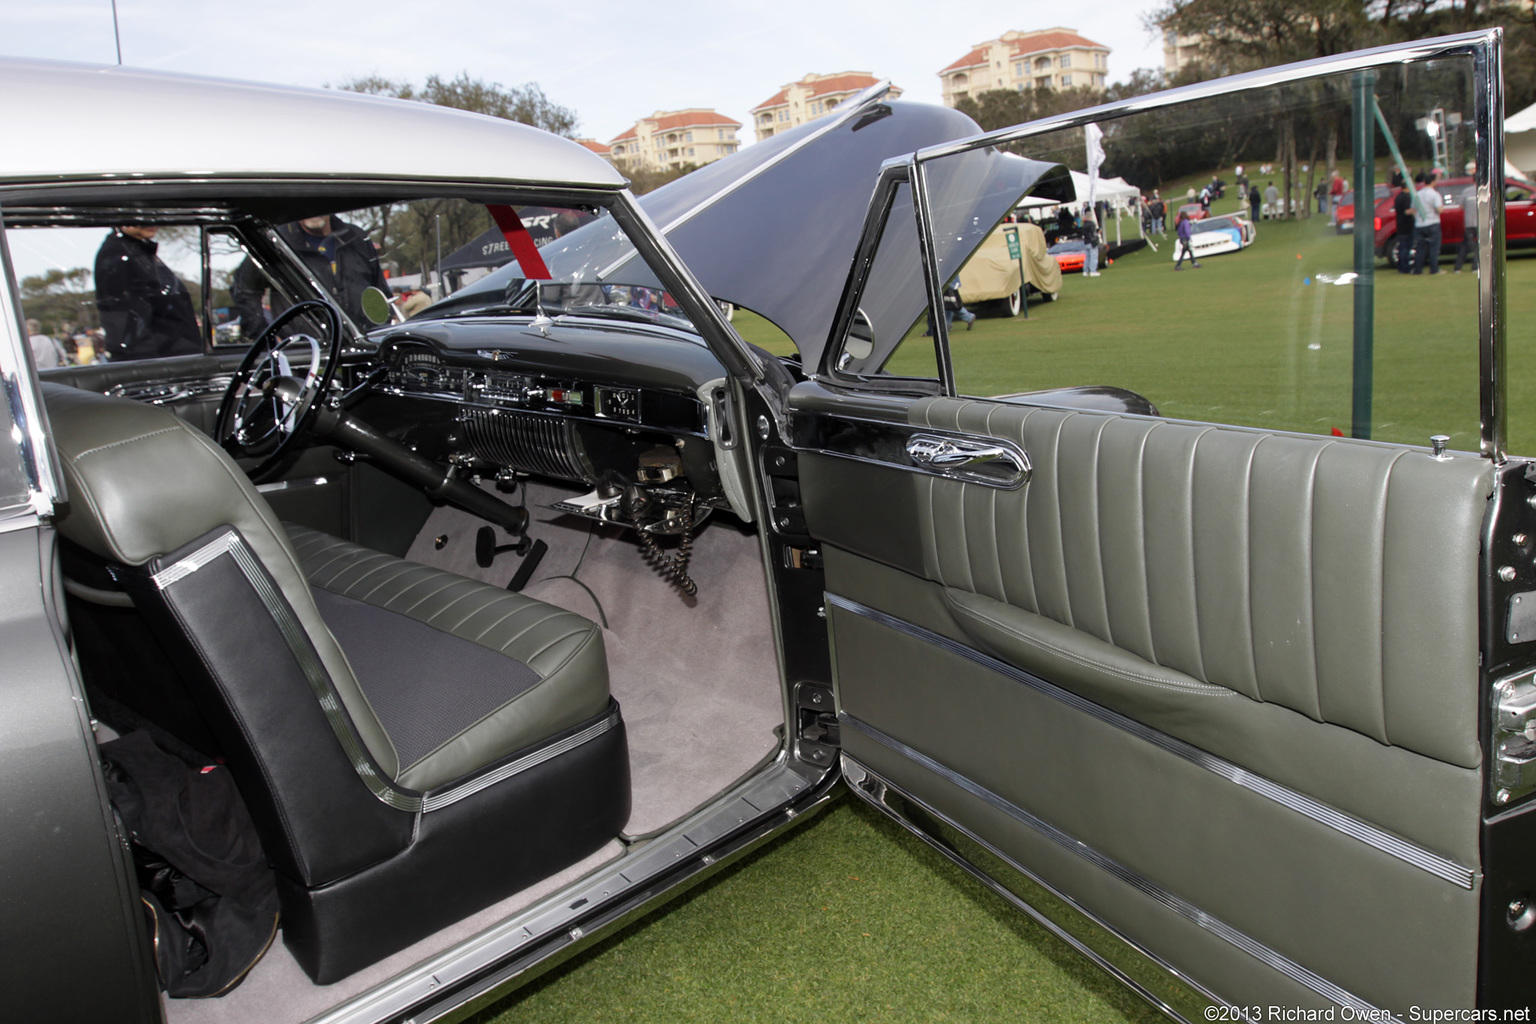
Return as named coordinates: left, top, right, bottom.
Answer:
left=42, top=383, right=630, bottom=984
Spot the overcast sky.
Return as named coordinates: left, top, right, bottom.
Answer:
left=0, top=0, right=1167, bottom=145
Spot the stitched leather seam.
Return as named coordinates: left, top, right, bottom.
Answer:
left=71, top=426, right=182, bottom=462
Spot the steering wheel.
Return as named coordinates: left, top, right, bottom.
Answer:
left=215, top=300, right=342, bottom=480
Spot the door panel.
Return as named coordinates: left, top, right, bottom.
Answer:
left=797, top=386, right=1490, bottom=1011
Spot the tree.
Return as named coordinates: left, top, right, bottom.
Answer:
left=336, top=72, right=578, bottom=138
left=20, top=267, right=96, bottom=336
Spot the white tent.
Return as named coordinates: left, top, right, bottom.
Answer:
left=1018, top=170, right=1140, bottom=210
left=1505, top=101, right=1536, bottom=180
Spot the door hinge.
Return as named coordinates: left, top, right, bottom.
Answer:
left=1493, top=671, right=1536, bottom=805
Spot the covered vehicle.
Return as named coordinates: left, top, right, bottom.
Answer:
left=956, top=220, right=1062, bottom=315
left=1168, top=211, right=1255, bottom=260
left=2, top=30, right=1533, bottom=1024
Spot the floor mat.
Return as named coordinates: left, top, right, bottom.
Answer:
left=403, top=482, right=784, bottom=836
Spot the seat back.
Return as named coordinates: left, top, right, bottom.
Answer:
left=43, top=383, right=413, bottom=885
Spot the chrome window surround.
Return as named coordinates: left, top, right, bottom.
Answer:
left=0, top=211, right=62, bottom=522
left=839, top=743, right=1393, bottom=1019
left=827, top=592, right=1478, bottom=890
left=148, top=529, right=620, bottom=814
left=825, top=30, right=1506, bottom=460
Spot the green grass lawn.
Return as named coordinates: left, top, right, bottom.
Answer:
left=737, top=217, right=1536, bottom=455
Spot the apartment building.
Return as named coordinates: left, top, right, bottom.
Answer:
left=1163, top=30, right=1205, bottom=74
left=608, top=110, right=742, bottom=173
left=938, top=28, right=1110, bottom=107
left=749, top=72, right=902, bottom=143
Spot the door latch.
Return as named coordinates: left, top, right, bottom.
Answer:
left=1493, top=671, right=1536, bottom=805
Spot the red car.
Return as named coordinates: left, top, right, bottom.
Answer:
left=1334, top=183, right=1394, bottom=233
left=1360, top=177, right=1536, bottom=258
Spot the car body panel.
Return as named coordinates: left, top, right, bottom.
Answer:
left=1168, top=212, right=1254, bottom=260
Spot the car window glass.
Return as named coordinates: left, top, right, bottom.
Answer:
left=832, top=182, right=939, bottom=381
left=924, top=56, right=1499, bottom=453
left=4, top=223, right=208, bottom=365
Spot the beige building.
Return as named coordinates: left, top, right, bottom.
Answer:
left=1162, top=30, right=1205, bottom=75
left=608, top=110, right=742, bottom=174
left=750, top=72, right=902, bottom=143
left=938, top=28, right=1110, bottom=107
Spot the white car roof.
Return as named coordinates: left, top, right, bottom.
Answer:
left=0, top=58, right=625, bottom=190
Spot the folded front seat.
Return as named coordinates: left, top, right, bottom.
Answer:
left=43, top=382, right=630, bottom=984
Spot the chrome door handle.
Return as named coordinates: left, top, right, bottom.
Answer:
left=905, top=434, right=1029, bottom=485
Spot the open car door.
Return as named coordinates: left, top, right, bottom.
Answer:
left=789, top=32, right=1530, bottom=1017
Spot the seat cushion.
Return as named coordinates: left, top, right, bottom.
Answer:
left=285, top=524, right=609, bottom=791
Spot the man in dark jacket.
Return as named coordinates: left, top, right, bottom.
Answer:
left=1393, top=184, right=1416, bottom=274
left=93, top=226, right=203, bottom=361
left=233, top=214, right=389, bottom=336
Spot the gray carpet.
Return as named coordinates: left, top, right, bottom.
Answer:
left=165, top=842, right=623, bottom=1024
left=403, top=481, right=785, bottom=837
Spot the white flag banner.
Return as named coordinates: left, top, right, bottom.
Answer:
left=1085, top=122, right=1104, bottom=213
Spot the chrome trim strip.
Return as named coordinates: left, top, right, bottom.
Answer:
left=152, top=530, right=622, bottom=814
left=827, top=592, right=1477, bottom=890
left=220, top=532, right=421, bottom=812
left=419, top=706, right=622, bottom=812
left=150, top=531, right=237, bottom=589
left=794, top=413, right=1032, bottom=490
left=1475, top=31, right=1506, bottom=460
left=842, top=755, right=1224, bottom=1024
left=840, top=717, right=1396, bottom=1017
left=254, top=476, right=330, bottom=494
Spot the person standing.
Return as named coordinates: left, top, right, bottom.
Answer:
left=1249, top=184, right=1262, bottom=222
left=94, top=226, right=203, bottom=361
left=1174, top=211, right=1200, bottom=269
left=1263, top=181, right=1280, bottom=219
left=1328, top=170, right=1346, bottom=224
left=1393, top=183, right=1416, bottom=274
left=1454, top=188, right=1479, bottom=273
left=1411, top=170, right=1443, bottom=275
left=1083, top=215, right=1102, bottom=276
left=26, top=318, right=67, bottom=368
left=1150, top=192, right=1166, bottom=235
left=233, top=213, right=390, bottom=335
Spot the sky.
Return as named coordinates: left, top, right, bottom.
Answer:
left=0, top=0, right=1168, bottom=146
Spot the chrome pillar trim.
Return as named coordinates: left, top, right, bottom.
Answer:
left=827, top=592, right=1478, bottom=890
left=1475, top=29, right=1506, bottom=460
left=909, top=155, right=955, bottom=397
left=0, top=219, right=62, bottom=520
left=419, top=705, right=622, bottom=813
left=841, top=755, right=1225, bottom=1024
left=840, top=721, right=1397, bottom=1018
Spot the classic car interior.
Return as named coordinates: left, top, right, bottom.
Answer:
left=15, top=192, right=800, bottom=1017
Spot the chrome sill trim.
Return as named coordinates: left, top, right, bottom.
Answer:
left=840, top=716, right=1396, bottom=1018
left=826, top=592, right=1478, bottom=890
left=419, top=706, right=622, bottom=812
left=841, top=754, right=1222, bottom=1024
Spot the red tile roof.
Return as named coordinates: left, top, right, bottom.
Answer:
left=576, top=138, right=611, bottom=156
left=610, top=125, right=638, bottom=143
left=1008, top=30, right=1106, bottom=57
left=941, top=31, right=1107, bottom=75
left=647, top=109, right=742, bottom=131
left=751, top=88, right=789, bottom=113
left=806, top=73, right=881, bottom=98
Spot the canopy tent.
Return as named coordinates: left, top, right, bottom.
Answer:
left=1017, top=170, right=1140, bottom=211
left=1506, top=101, right=1536, bottom=181
left=438, top=208, right=594, bottom=273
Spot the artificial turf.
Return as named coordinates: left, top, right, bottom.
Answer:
left=477, top=797, right=1167, bottom=1024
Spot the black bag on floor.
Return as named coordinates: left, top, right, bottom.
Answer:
left=102, top=730, right=279, bottom=998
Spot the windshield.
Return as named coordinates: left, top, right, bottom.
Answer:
left=421, top=205, right=695, bottom=329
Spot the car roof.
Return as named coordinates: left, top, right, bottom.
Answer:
left=0, top=58, right=625, bottom=190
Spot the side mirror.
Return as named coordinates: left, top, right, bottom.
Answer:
left=360, top=286, right=397, bottom=325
